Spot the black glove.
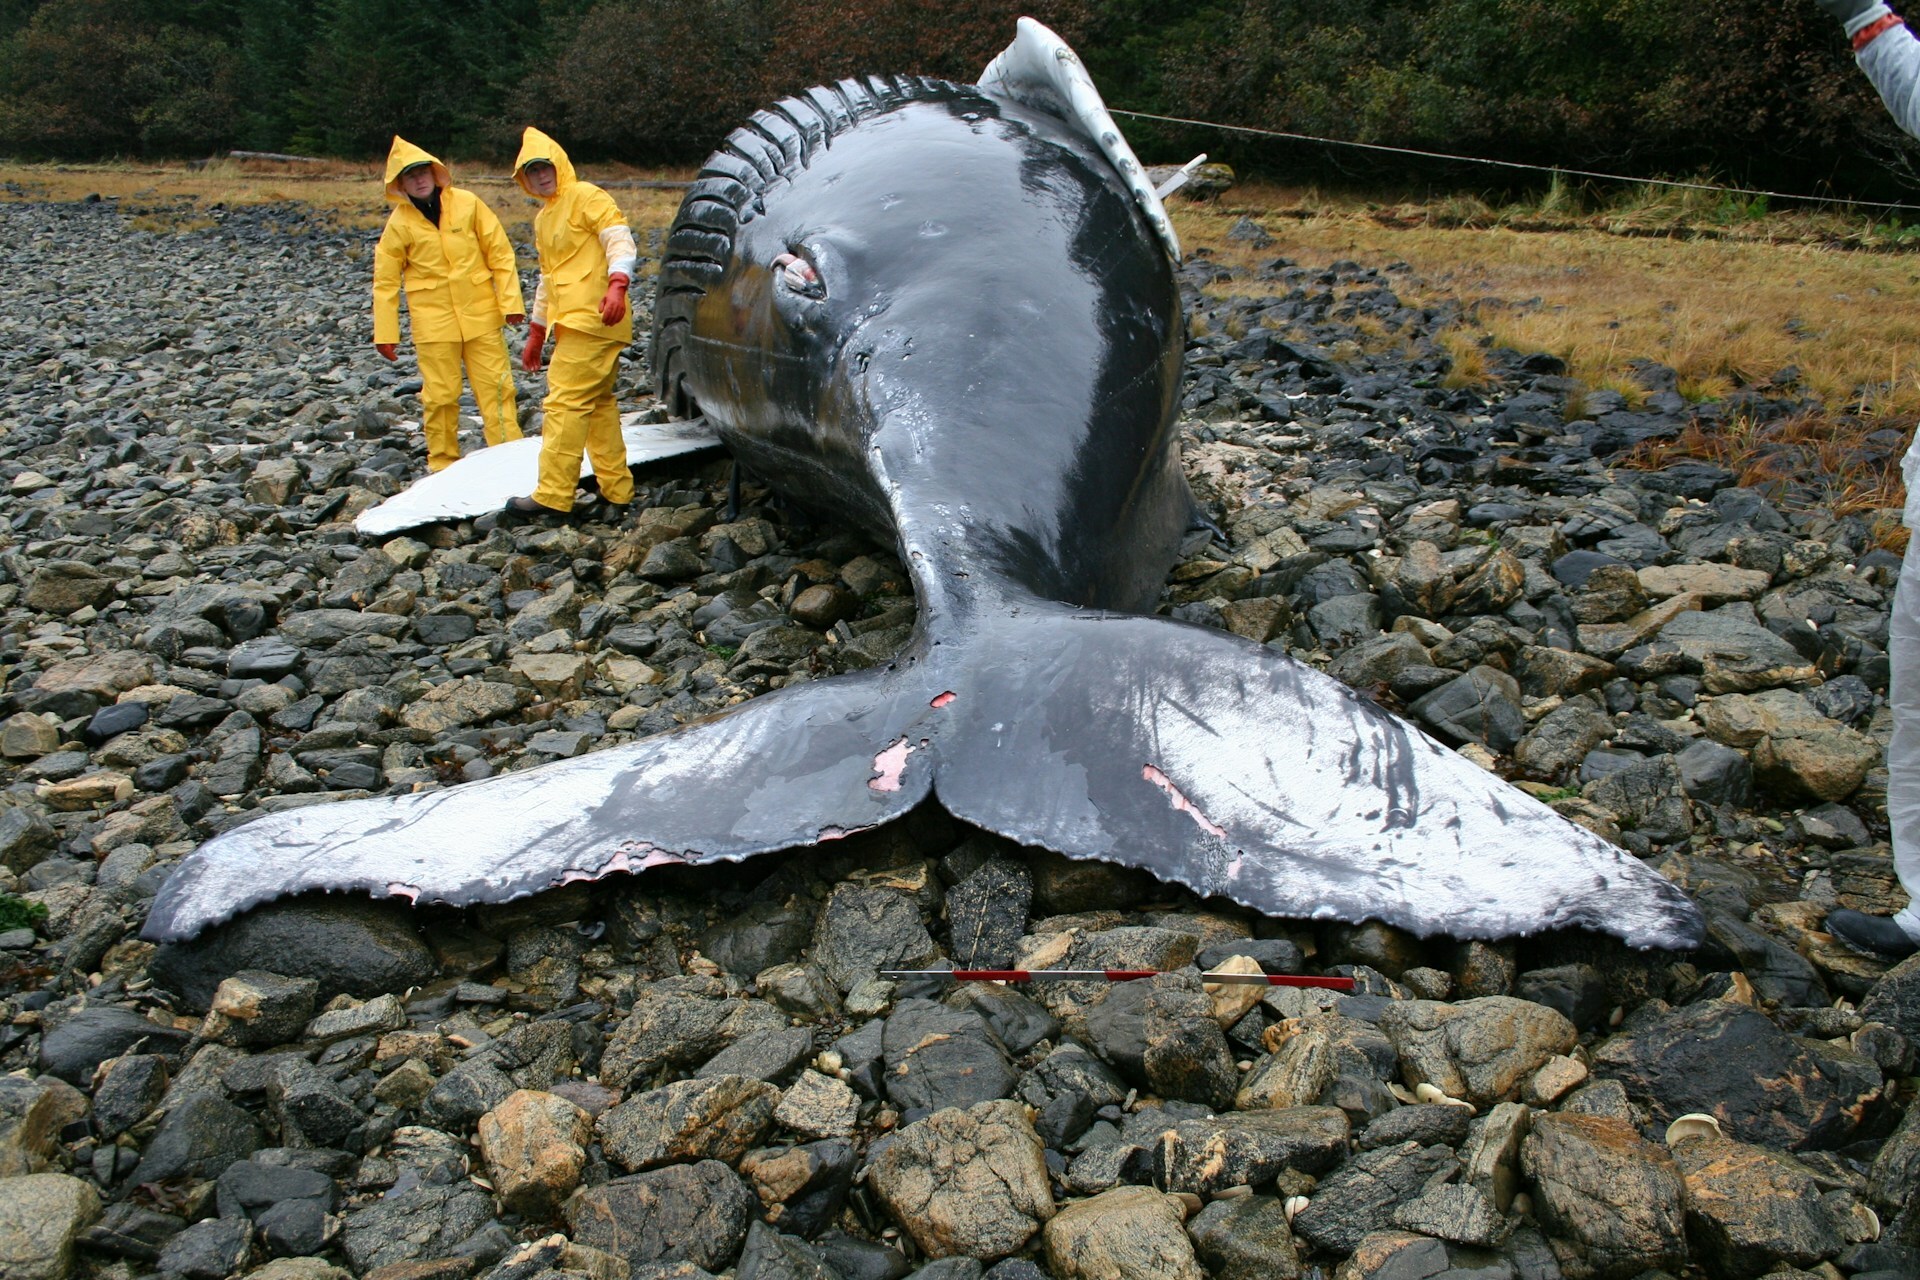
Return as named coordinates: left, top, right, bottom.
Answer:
left=1815, top=0, right=1889, bottom=29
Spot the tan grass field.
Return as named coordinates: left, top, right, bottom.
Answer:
left=5, top=159, right=1916, bottom=533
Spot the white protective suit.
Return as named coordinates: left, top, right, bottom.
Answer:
left=1844, top=6, right=1920, bottom=944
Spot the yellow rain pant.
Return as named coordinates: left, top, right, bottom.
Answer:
left=530, top=327, right=632, bottom=511
left=416, top=334, right=521, bottom=472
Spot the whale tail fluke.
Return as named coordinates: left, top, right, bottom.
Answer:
left=926, top=601, right=1705, bottom=951
left=144, top=598, right=1703, bottom=953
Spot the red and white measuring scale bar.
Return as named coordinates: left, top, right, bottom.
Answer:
left=880, top=968, right=1357, bottom=990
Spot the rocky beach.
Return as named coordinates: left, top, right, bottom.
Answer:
left=0, top=194, right=1916, bottom=1280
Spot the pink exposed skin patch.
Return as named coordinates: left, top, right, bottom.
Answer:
left=1143, top=764, right=1228, bottom=838
left=387, top=883, right=422, bottom=903
left=817, top=824, right=875, bottom=841
left=870, top=737, right=915, bottom=792
left=931, top=691, right=957, bottom=708
left=556, top=844, right=688, bottom=885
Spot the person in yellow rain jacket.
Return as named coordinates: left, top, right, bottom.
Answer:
left=372, top=137, right=526, bottom=473
left=506, top=126, right=637, bottom=518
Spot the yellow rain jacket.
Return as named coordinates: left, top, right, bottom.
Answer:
left=514, top=127, right=636, bottom=344
left=373, top=137, right=525, bottom=346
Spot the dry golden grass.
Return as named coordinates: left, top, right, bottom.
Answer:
left=1169, top=181, right=1920, bottom=528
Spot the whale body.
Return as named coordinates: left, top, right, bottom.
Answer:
left=142, top=21, right=1704, bottom=952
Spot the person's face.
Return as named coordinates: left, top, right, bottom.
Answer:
left=523, top=161, right=557, bottom=197
left=400, top=166, right=436, bottom=199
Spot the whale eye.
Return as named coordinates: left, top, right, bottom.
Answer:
left=772, top=252, right=823, bottom=298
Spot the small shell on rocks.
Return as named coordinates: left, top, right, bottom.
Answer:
left=815, top=1049, right=843, bottom=1074
left=1843, top=1203, right=1881, bottom=1243
left=1663, top=1113, right=1724, bottom=1146
left=1388, top=1082, right=1419, bottom=1105
left=1414, top=1082, right=1475, bottom=1112
left=1210, top=1185, right=1254, bottom=1201
left=1284, top=1196, right=1309, bottom=1224
left=1171, top=1192, right=1203, bottom=1219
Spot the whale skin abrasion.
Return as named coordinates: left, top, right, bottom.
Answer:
left=142, top=20, right=1705, bottom=952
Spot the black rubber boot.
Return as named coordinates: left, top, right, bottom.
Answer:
left=1825, top=909, right=1919, bottom=960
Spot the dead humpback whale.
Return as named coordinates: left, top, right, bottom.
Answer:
left=141, top=20, right=1705, bottom=951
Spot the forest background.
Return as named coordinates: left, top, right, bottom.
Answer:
left=5, top=0, right=1920, bottom=202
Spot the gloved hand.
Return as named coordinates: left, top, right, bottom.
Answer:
left=505, top=313, right=525, bottom=327
left=521, top=324, right=547, bottom=373
left=599, top=273, right=630, bottom=326
left=375, top=343, right=398, bottom=361
left=1815, top=0, right=1891, bottom=34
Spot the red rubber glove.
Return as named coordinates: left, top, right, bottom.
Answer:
left=375, top=343, right=397, bottom=361
left=504, top=313, right=525, bottom=327
left=520, top=324, right=547, bottom=372
left=599, top=273, right=630, bottom=326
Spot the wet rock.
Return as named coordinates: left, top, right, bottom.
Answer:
left=1513, top=698, right=1612, bottom=780
left=24, top=562, right=118, bottom=615
left=945, top=858, right=1031, bottom=969
left=598, top=1075, right=779, bottom=1171
left=593, top=976, right=764, bottom=1088
left=1043, top=1187, right=1200, bottom=1280
left=867, top=1099, right=1054, bottom=1260
left=946, top=984, right=1058, bottom=1056
left=1408, top=665, right=1525, bottom=750
left=1184, top=1194, right=1300, bottom=1280
left=0, top=806, right=59, bottom=873
left=882, top=999, right=1016, bottom=1114
left=1675, top=738, right=1752, bottom=806
left=1290, top=1142, right=1458, bottom=1254
left=699, top=898, right=813, bottom=978
left=1512, top=964, right=1609, bottom=1031
left=129, top=1091, right=264, bottom=1184
left=734, top=1220, right=840, bottom=1280
left=1330, top=1232, right=1451, bottom=1280
left=1520, top=1112, right=1686, bottom=1278
left=1590, top=999, right=1885, bottom=1150
left=205, top=970, right=319, bottom=1047
left=696, top=1023, right=813, bottom=1084
left=400, top=680, right=527, bottom=734
left=156, top=1216, right=252, bottom=1280
left=0, top=1076, right=63, bottom=1176
left=812, top=885, right=940, bottom=992
left=477, top=1089, right=593, bottom=1219
left=774, top=1070, right=860, bottom=1141
left=1155, top=1107, right=1350, bottom=1194
left=1236, top=1009, right=1397, bottom=1114
left=338, top=1183, right=495, bottom=1273
left=565, top=1161, right=757, bottom=1273
left=92, top=1052, right=171, bottom=1140
left=150, top=897, right=434, bottom=1011
left=1391, top=1181, right=1508, bottom=1248
left=39, top=1003, right=191, bottom=1085
left=740, top=1141, right=857, bottom=1240
left=1866, top=1100, right=1920, bottom=1248
left=1672, top=1134, right=1845, bottom=1278
left=1860, top=952, right=1920, bottom=1042
left=0, top=1173, right=101, bottom=1280
left=1378, top=996, right=1576, bottom=1108
left=1358, top=1102, right=1473, bottom=1151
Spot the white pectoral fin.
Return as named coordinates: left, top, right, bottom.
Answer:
left=352, top=417, right=722, bottom=536
left=143, top=660, right=939, bottom=942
